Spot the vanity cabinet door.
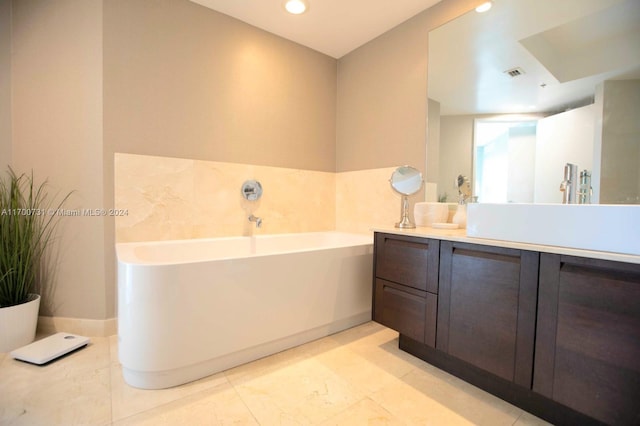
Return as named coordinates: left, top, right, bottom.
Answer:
left=534, top=254, right=640, bottom=425
left=437, top=241, right=539, bottom=387
left=374, top=233, right=439, bottom=293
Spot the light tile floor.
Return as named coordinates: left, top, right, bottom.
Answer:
left=0, top=322, right=552, bottom=425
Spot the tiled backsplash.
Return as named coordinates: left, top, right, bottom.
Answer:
left=114, top=153, right=407, bottom=242
left=336, top=167, right=415, bottom=234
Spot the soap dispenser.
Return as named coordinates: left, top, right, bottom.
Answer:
left=452, top=199, right=467, bottom=229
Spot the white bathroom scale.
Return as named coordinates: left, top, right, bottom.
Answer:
left=10, top=332, right=90, bottom=365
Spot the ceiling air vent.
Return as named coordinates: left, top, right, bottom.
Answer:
left=504, top=67, right=526, bottom=78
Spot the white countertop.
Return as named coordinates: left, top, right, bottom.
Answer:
left=371, top=225, right=640, bottom=265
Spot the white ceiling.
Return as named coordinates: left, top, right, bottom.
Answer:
left=428, top=0, right=640, bottom=115
left=189, top=0, right=442, bottom=58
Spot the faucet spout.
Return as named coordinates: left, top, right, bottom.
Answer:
left=560, top=163, right=578, bottom=204
left=248, top=214, right=262, bottom=228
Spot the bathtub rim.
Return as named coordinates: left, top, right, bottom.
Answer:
left=116, top=230, right=373, bottom=265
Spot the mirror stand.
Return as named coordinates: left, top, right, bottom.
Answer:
left=389, top=165, right=424, bottom=229
left=395, top=195, right=414, bottom=229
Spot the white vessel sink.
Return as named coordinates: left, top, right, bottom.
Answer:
left=466, top=203, right=640, bottom=256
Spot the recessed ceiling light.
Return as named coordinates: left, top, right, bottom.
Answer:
left=284, top=0, right=308, bottom=15
left=475, top=1, right=493, bottom=13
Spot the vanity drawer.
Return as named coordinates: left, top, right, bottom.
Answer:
left=374, top=278, right=437, bottom=347
left=374, top=233, right=439, bottom=293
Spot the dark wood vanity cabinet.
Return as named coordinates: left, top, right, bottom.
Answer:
left=534, top=254, right=640, bottom=425
left=373, top=233, right=439, bottom=346
left=373, top=231, right=640, bottom=425
left=437, top=241, right=539, bottom=387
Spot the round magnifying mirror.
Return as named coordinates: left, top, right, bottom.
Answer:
left=390, top=166, right=424, bottom=196
left=456, top=174, right=471, bottom=201
left=389, top=166, right=424, bottom=228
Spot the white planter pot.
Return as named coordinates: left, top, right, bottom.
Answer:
left=0, top=294, right=40, bottom=352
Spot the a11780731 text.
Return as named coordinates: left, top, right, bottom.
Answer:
left=0, top=208, right=128, bottom=217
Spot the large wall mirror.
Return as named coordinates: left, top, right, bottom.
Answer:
left=427, top=0, right=640, bottom=204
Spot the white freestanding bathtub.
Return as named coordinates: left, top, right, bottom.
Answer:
left=116, top=231, right=373, bottom=389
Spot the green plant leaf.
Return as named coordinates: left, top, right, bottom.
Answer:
left=0, top=167, right=72, bottom=308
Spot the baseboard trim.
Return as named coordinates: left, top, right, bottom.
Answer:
left=38, top=316, right=117, bottom=337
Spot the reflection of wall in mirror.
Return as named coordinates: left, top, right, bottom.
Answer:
left=426, top=99, right=440, bottom=188
left=534, top=104, right=595, bottom=203
left=596, top=79, right=640, bottom=204
left=506, top=126, right=536, bottom=203
left=436, top=113, right=473, bottom=202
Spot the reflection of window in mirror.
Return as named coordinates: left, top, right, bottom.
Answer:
left=473, top=120, right=537, bottom=203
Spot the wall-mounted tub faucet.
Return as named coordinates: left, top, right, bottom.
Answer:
left=241, top=180, right=263, bottom=201
left=248, top=214, right=262, bottom=228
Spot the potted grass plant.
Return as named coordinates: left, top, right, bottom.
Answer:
left=0, top=167, right=71, bottom=352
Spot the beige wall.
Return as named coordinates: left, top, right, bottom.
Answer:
left=336, top=0, right=482, bottom=174
left=103, top=0, right=337, bottom=173
left=101, top=0, right=338, bottom=322
left=336, top=15, right=429, bottom=173
left=598, top=80, right=640, bottom=204
left=8, top=0, right=338, bottom=321
left=0, top=0, right=10, bottom=166
left=438, top=115, right=474, bottom=202
left=336, top=167, right=421, bottom=233
left=11, top=0, right=107, bottom=318
left=6, top=0, right=478, bottom=322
